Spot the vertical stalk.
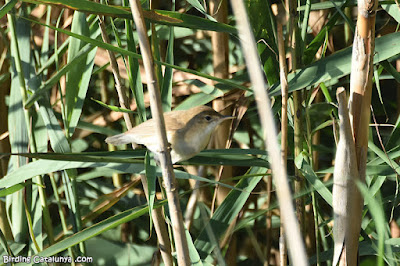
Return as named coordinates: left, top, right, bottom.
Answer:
left=350, top=0, right=377, bottom=174
left=293, top=94, right=305, bottom=226
left=287, top=0, right=306, bottom=239
left=265, top=172, right=273, bottom=265
left=344, top=7, right=354, bottom=47
left=99, top=11, right=173, bottom=266
left=304, top=96, right=317, bottom=258
left=286, top=0, right=309, bottom=260
left=340, top=0, right=377, bottom=264
left=150, top=0, right=163, bottom=86
left=100, top=69, right=123, bottom=188
left=272, top=3, right=289, bottom=264
left=99, top=16, right=128, bottom=189
left=129, top=0, right=190, bottom=264
left=230, top=0, right=307, bottom=265
left=210, top=0, right=234, bottom=207
left=98, top=17, right=134, bottom=131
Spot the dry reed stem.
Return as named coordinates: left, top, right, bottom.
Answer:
left=342, top=0, right=377, bottom=264
left=98, top=17, right=134, bottom=131
left=230, top=0, right=308, bottom=265
left=129, top=0, right=190, bottom=265
left=271, top=3, right=289, bottom=263
left=210, top=0, right=234, bottom=214
left=98, top=12, right=173, bottom=266
left=277, top=20, right=289, bottom=266
left=286, top=0, right=306, bottom=239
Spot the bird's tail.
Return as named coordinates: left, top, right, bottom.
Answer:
left=105, top=133, right=136, bottom=145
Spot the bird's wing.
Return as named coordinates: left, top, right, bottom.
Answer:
left=128, top=119, right=178, bottom=146
left=127, top=122, right=159, bottom=145
left=164, top=110, right=187, bottom=131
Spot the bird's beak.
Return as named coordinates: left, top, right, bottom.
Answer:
left=220, top=115, right=235, bottom=122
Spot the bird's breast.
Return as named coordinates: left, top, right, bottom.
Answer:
left=170, top=129, right=212, bottom=162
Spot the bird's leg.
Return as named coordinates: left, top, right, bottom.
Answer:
left=155, top=142, right=173, bottom=164
left=155, top=142, right=172, bottom=154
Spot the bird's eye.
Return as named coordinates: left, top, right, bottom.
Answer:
left=204, top=115, right=212, bottom=121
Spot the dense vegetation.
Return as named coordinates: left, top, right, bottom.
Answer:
left=0, top=0, right=400, bottom=265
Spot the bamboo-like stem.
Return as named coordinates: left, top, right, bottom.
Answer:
left=309, top=95, right=322, bottom=262
left=98, top=17, right=134, bottom=131
left=339, top=0, right=377, bottom=264
left=129, top=0, right=190, bottom=265
left=100, top=69, right=123, bottom=187
left=99, top=13, right=173, bottom=266
left=276, top=11, right=288, bottom=184
left=142, top=177, right=173, bottom=266
left=344, top=7, right=354, bottom=47
left=210, top=0, right=229, bottom=82
left=209, top=7, right=235, bottom=261
left=287, top=0, right=306, bottom=239
left=309, top=36, right=326, bottom=260
left=265, top=173, right=273, bottom=265
left=350, top=1, right=377, bottom=172
left=293, top=91, right=305, bottom=222
left=99, top=17, right=126, bottom=189
left=230, top=1, right=307, bottom=265
left=210, top=0, right=233, bottom=208
left=184, top=179, right=200, bottom=229
left=183, top=164, right=205, bottom=230
left=304, top=98, right=317, bottom=258
left=272, top=4, right=289, bottom=263
left=277, top=20, right=289, bottom=266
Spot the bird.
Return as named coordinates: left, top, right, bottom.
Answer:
left=105, top=105, right=234, bottom=163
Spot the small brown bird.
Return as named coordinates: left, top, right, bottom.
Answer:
left=105, top=105, right=234, bottom=163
